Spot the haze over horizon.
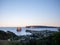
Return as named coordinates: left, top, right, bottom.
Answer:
left=0, top=0, right=60, bottom=27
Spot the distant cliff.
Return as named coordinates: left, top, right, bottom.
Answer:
left=26, top=26, right=60, bottom=28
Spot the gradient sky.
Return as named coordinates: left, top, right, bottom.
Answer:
left=0, top=0, right=60, bottom=27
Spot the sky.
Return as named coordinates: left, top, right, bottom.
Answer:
left=0, top=0, right=60, bottom=27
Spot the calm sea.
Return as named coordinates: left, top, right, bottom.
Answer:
left=0, top=27, right=58, bottom=35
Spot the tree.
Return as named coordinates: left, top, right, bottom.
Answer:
left=52, top=32, right=60, bottom=45
left=58, top=28, right=60, bottom=32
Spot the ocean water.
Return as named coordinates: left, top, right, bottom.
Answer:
left=0, top=27, right=30, bottom=35
left=0, top=27, right=58, bottom=35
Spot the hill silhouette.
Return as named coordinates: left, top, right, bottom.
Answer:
left=0, top=30, right=17, bottom=40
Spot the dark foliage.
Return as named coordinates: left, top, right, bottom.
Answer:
left=0, top=30, right=17, bottom=40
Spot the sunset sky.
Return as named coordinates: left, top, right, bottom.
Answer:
left=0, top=0, right=60, bottom=27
